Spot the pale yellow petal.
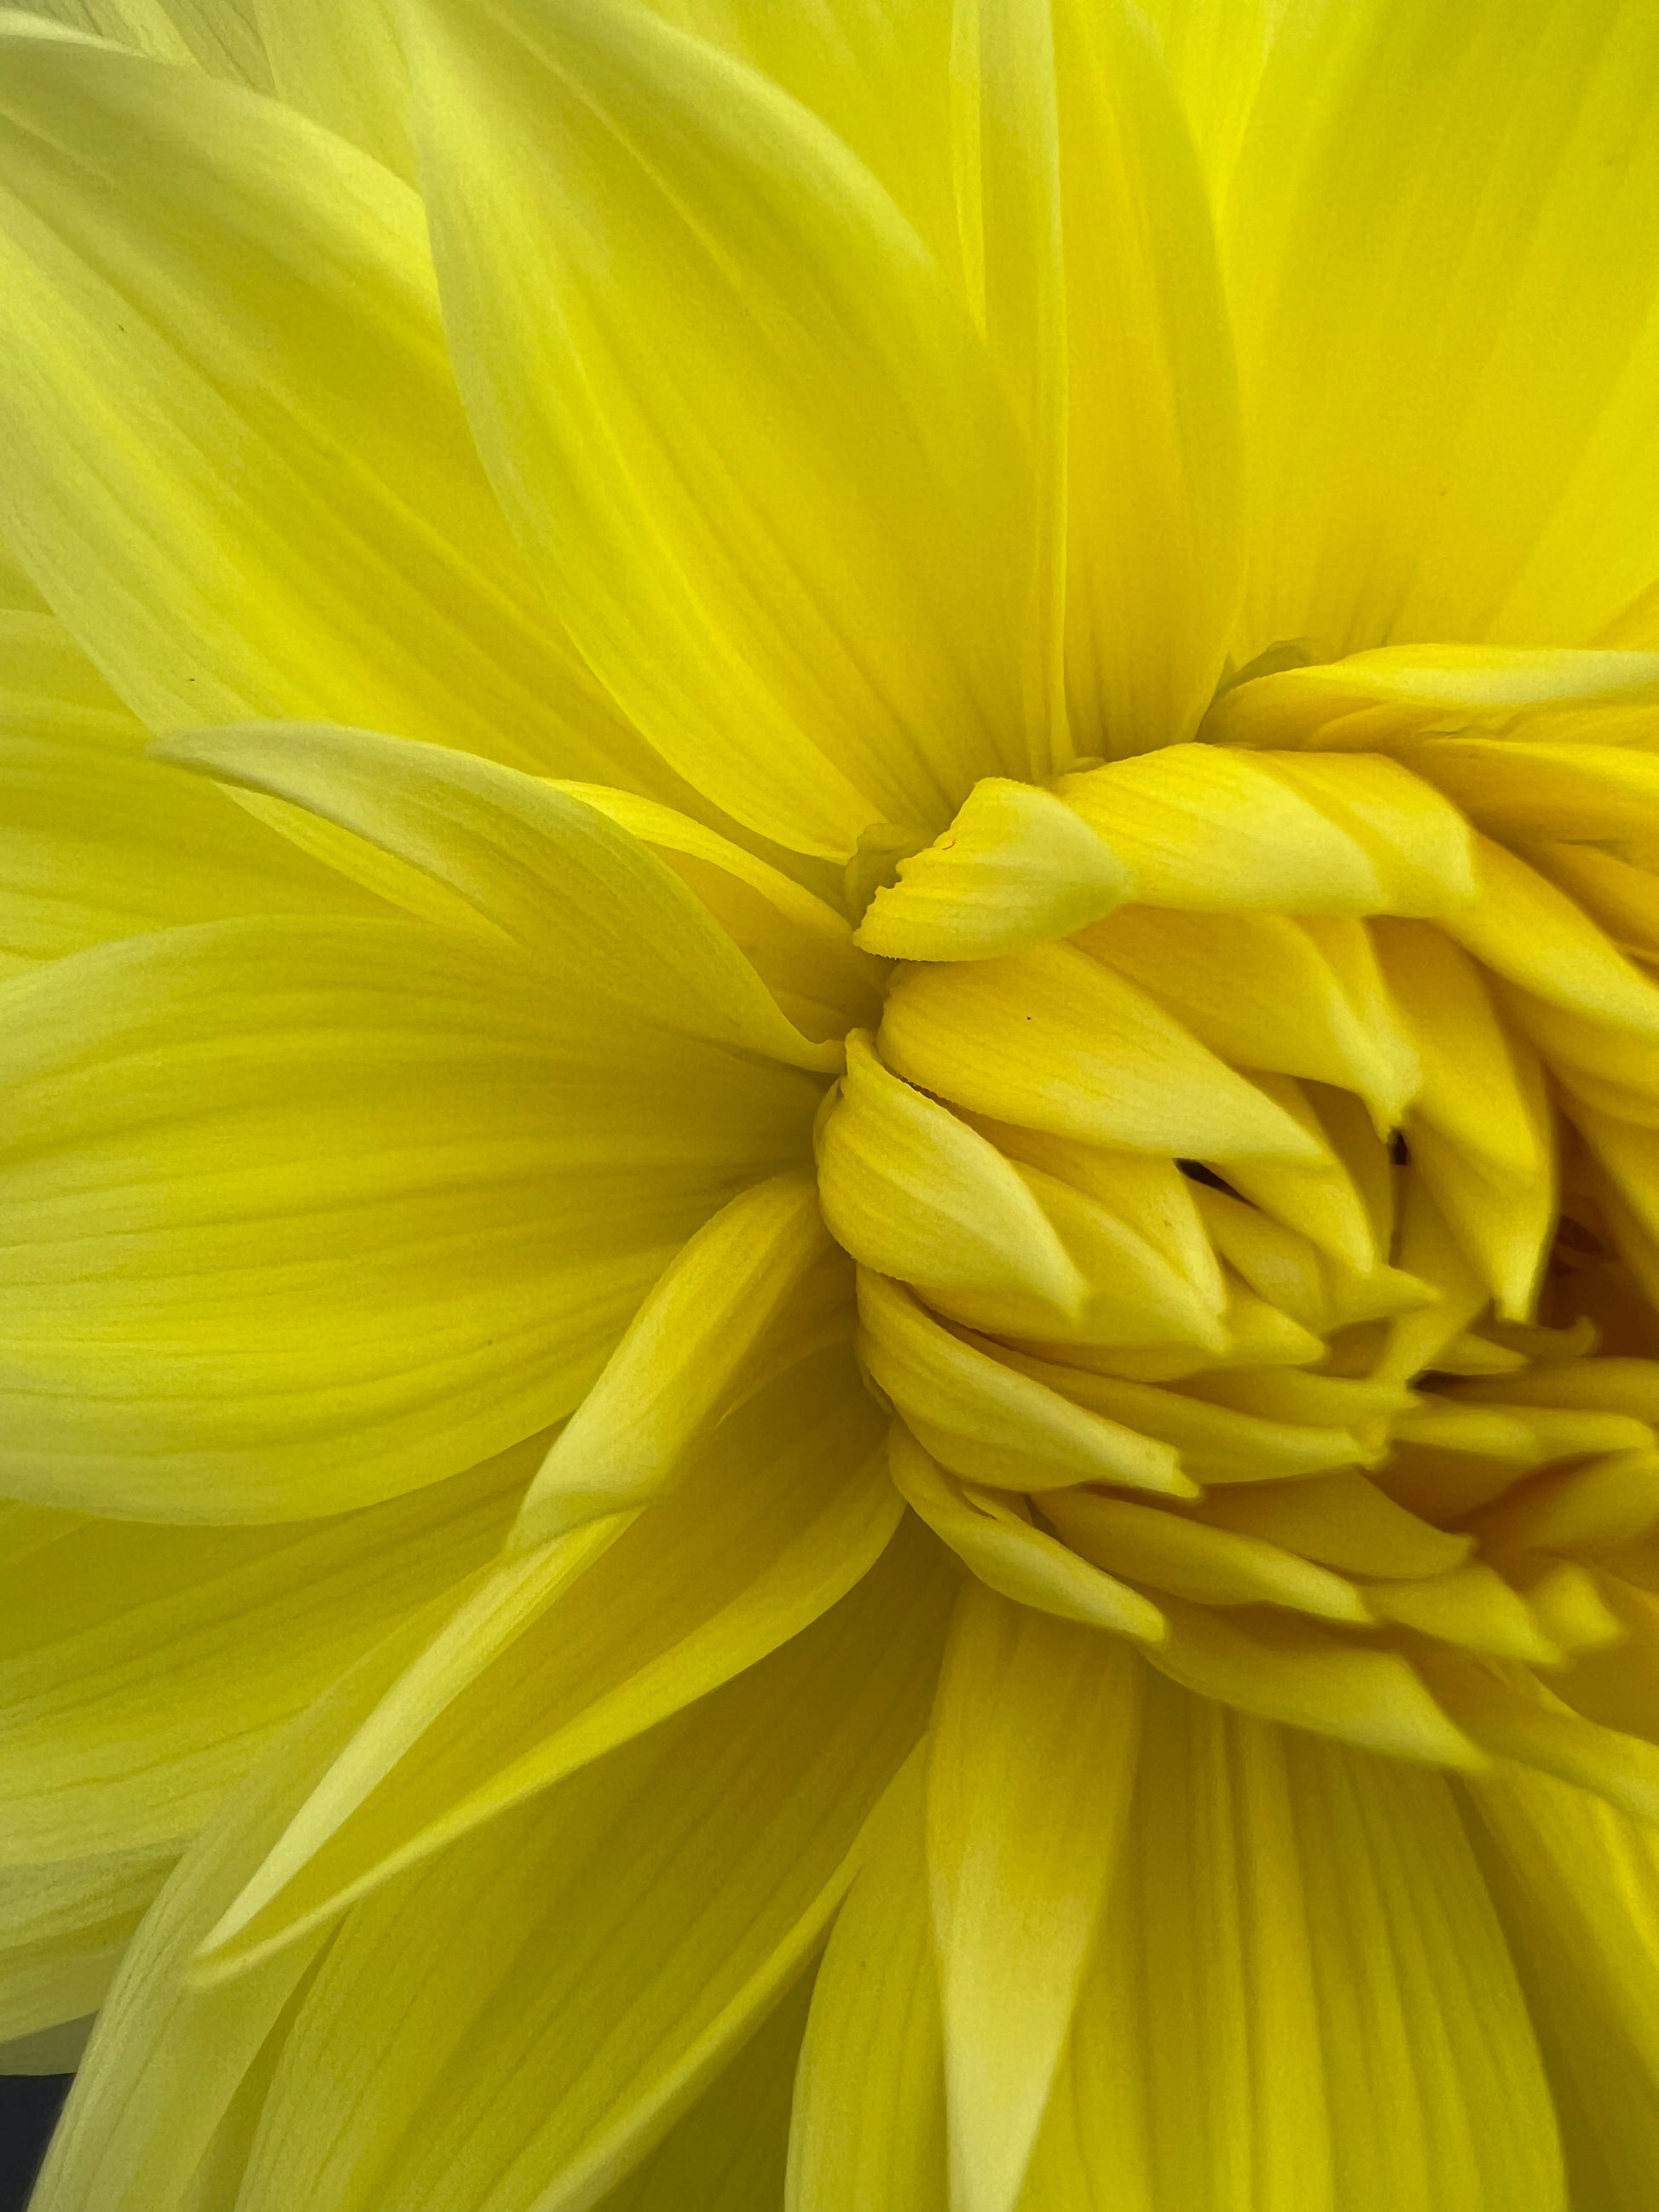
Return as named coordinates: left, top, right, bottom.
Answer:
left=0, top=26, right=652, bottom=787
left=0, top=618, right=380, bottom=969
left=251, top=0, right=412, bottom=177
left=32, top=1611, right=446, bottom=2212
left=0, top=1843, right=173, bottom=2043
left=160, top=723, right=842, bottom=1073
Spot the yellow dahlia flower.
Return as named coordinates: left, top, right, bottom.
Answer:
left=7, top=0, right=1659, bottom=2205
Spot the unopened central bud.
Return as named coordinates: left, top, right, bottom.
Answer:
left=811, top=696, right=1659, bottom=1812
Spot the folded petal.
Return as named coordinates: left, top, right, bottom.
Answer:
left=0, top=915, right=818, bottom=1517
left=403, top=0, right=1038, bottom=854
left=160, top=723, right=842, bottom=1071
left=0, top=27, right=656, bottom=787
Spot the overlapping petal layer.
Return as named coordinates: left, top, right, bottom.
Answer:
left=7, top=1, right=1659, bottom=2209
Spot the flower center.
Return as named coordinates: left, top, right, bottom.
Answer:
left=811, top=667, right=1659, bottom=1811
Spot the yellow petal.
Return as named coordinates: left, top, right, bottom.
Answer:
left=889, top=1427, right=1164, bottom=1643
left=1147, top=1602, right=1483, bottom=1766
left=1208, top=643, right=1659, bottom=750
left=815, top=1031, right=1090, bottom=1317
left=880, top=939, right=1324, bottom=1160
left=160, top=724, right=843, bottom=1073
left=1061, top=744, right=1390, bottom=910
left=219, top=1526, right=955, bottom=2212
left=31, top=1611, right=445, bottom=2212
left=0, top=618, right=380, bottom=969
left=0, top=28, right=646, bottom=784
left=514, top=1172, right=845, bottom=1548
left=1050, top=0, right=1243, bottom=756
left=634, top=0, right=960, bottom=280
left=0, top=1441, right=529, bottom=1863
left=0, top=918, right=816, bottom=1518
left=926, top=1585, right=1143, bottom=2212
left=1006, top=1342, right=1365, bottom=1484
left=1470, top=1764, right=1659, bottom=2209
left=1445, top=838, right=1659, bottom=1040
left=859, top=1275, right=1188, bottom=1496
left=33, top=0, right=271, bottom=87
left=1195, top=1468, right=1470, bottom=1580
left=1044, top=1486, right=1370, bottom=1621
left=1026, top=1678, right=1558, bottom=2212
left=1080, top=906, right=1417, bottom=1125
left=197, top=1347, right=897, bottom=1973
left=854, top=778, right=1131, bottom=959
left=0, top=1843, right=173, bottom=2044
left=251, top=0, right=413, bottom=178
left=1228, top=0, right=1659, bottom=653
left=403, top=0, right=1037, bottom=855
left=786, top=1754, right=947, bottom=2212
left=552, top=779, right=883, bottom=1035
left=1251, top=750, right=1480, bottom=915
left=598, top=1971, right=812, bottom=2212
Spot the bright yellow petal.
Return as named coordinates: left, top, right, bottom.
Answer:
left=878, top=940, right=1324, bottom=1161
left=1228, top=0, right=1659, bottom=655
left=218, top=1525, right=954, bottom=2212
left=402, top=0, right=1038, bottom=855
left=1022, top=1675, right=1563, bottom=2211
left=927, top=1586, right=1142, bottom=2212
left=1052, top=0, right=1241, bottom=755
left=194, top=1345, right=895, bottom=1972
left=0, top=26, right=653, bottom=786
left=0, top=917, right=817, bottom=1518
left=786, top=1753, right=948, bottom=2212
left=0, top=1440, right=530, bottom=1863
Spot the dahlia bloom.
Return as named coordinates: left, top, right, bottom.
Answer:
left=6, top=0, right=1659, bottom=2205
